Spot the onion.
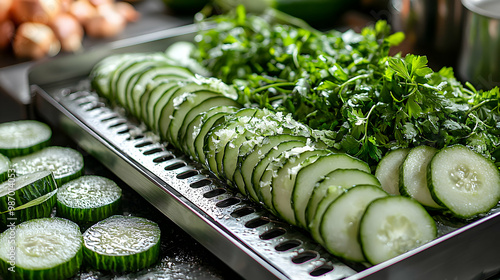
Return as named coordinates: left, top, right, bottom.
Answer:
left=13, top=22, right=61, bottom=59
left=69, top=0, right=97, bottom=25
left=0, top=20, right=15, bottom=50
left=84, top=4, right=126, bottom=38
left=115, top=1, right=140, bottom=22
left=50, top=13, right=84, bottom=52
left=0, top=0, right=12, bottom=22
left=10, top=0, right=62, bottom=25
left=88, top=0, right=113, bottom=6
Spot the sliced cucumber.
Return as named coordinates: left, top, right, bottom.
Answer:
left=0, top=217, right=83, bottom=280
left=0, top=189, right=57, bottom=230
left=195, top=111, right=233, bottom=165
left=0, top=170, right=57, bottom=212
left=12, top=146, right=84, bottom=186
left=128, top=66, right=194, bottom=117
left=0, top=120, right=52, bottom=158
left=271, top=148, right=330, bottom=225
left=428, top=145, right=500, bottom=218
left=306, top=169, right=381, bottom=238
left=256, top=141, right=308, bottom=209
left=148, top=82, right=183, bottom=131
left=399, top=145, right=443, bottom=209
left=239, top=134, right=307, bottom=201
left=359, top=196, right=437, bottom=265
left=167, top=90, right=221, bottom=149
left=83, top=215, right=161, bottom=272
left=158, top=83, right=219, bottom=143
left=292, top=153, right=371, bottom=229
left=375, top=148, right=410, bottom=195
left=186, top=106, right=239, bottom=161
left=0, top=154, right=10, bottom=183
left=90, top=53, right=133, bottom=99
left=204, top=108, right=258, bottom=175
left=178, top=97, right=241, bottom=155
left=56, top=175, right=122, bottom=224
left=320, top=185, right=388, bottom=262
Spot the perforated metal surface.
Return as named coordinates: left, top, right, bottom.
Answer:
left=34, top=85, right=362, bottom=280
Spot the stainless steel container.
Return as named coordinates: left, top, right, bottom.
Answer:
left=390, top=0, right=465, bottom=65
left=459, top=0, right=500, bottom=89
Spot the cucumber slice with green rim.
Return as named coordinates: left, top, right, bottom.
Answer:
left=359, top=196, right=437, bottom=265
left=0, top=120, right=52, bottom=158
left=204, top=108, right=259, bottom=175
left=158, top=83, right=219, bottom=142
left=256, top=141, right=308, bottom=209
left=56, top=175, right=122, bottom=224
left=0, top=189, right=57, bottom=230
left=140, top=80, right=184, bottom=127
left=0, top=217, right=83, bottom=280
left=293, top=153, right=371, bottom=229
left=428, top=145, right=500, bottom=218
left=239, top=135, right=307, bottom=201
left=109, top=53, right=170, bottom=104
left=90, top=54, right=133, bottom=99
left=12, top=146, right=84, bottom=186
left=128, top=66, right=194, bottom=117
left=187, top=106, right=239, bottom=162
left=83, top=215, right=161, bottom=272
left=0, top=170, right=57, bottom=212
left=375, top=148, right=410, bottom=195
left=320, top=185, right=388, bottom=262
left=399, top=145, right=443, bottom=209
left=271, top=148, right=330, bottom=225
left=195, top=111, right=233, bottom=165
left=148, top=82, right=183, bottom=131
left=309, top=184, right=350, bottom=245
left=167, top=90, right=221, bottom=149
left=306, top=168, right=381, bottom=233
left=0, top=154, right=10, bottom=183
left=178, top=97, right=241, bottom=154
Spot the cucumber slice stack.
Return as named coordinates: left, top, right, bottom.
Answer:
left=12, top=146, right=84, bottom=186
left=57, top=175, right=122, bottom=224
left=83, top=215, right=161, bottom=272
left=0, top=171, right=58, bottom=229
left=0, top=217, right=83, bottom=280
left=0, top=120, right=52, bottom=158
left=0, top=154, right=10, bottom=183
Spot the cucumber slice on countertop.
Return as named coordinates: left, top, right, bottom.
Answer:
left=11, top=146, right=84, bottom=186
left=359, top=196, right=437, bottom=265
left=428, top=145, right=500, bottom=218
left=306, top=169, right=381, bottom=241
left=56, top=175, right=122, bottom=224
left=0, top=120, right=52, bottom=158
left=293, top=153, right=371, bottom=229
left=0, top=170, right=57, bottom=213
left=320, top=185, right=388, bottom=262
left=0, top=154, right=10, bottom=183
left=399, top=145, right=443, bottom=209
left=375, top=148, right=410, bottom=195
left=83, top=215, right=161, bottom=272
left=0, top=189, right=57, bottom=230
left=0, top=217, right=83, bottom=280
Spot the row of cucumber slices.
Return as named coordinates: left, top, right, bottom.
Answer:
left=0, top=120, right=162, bottom=279
left=89, top=50, right=447, bottom=265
